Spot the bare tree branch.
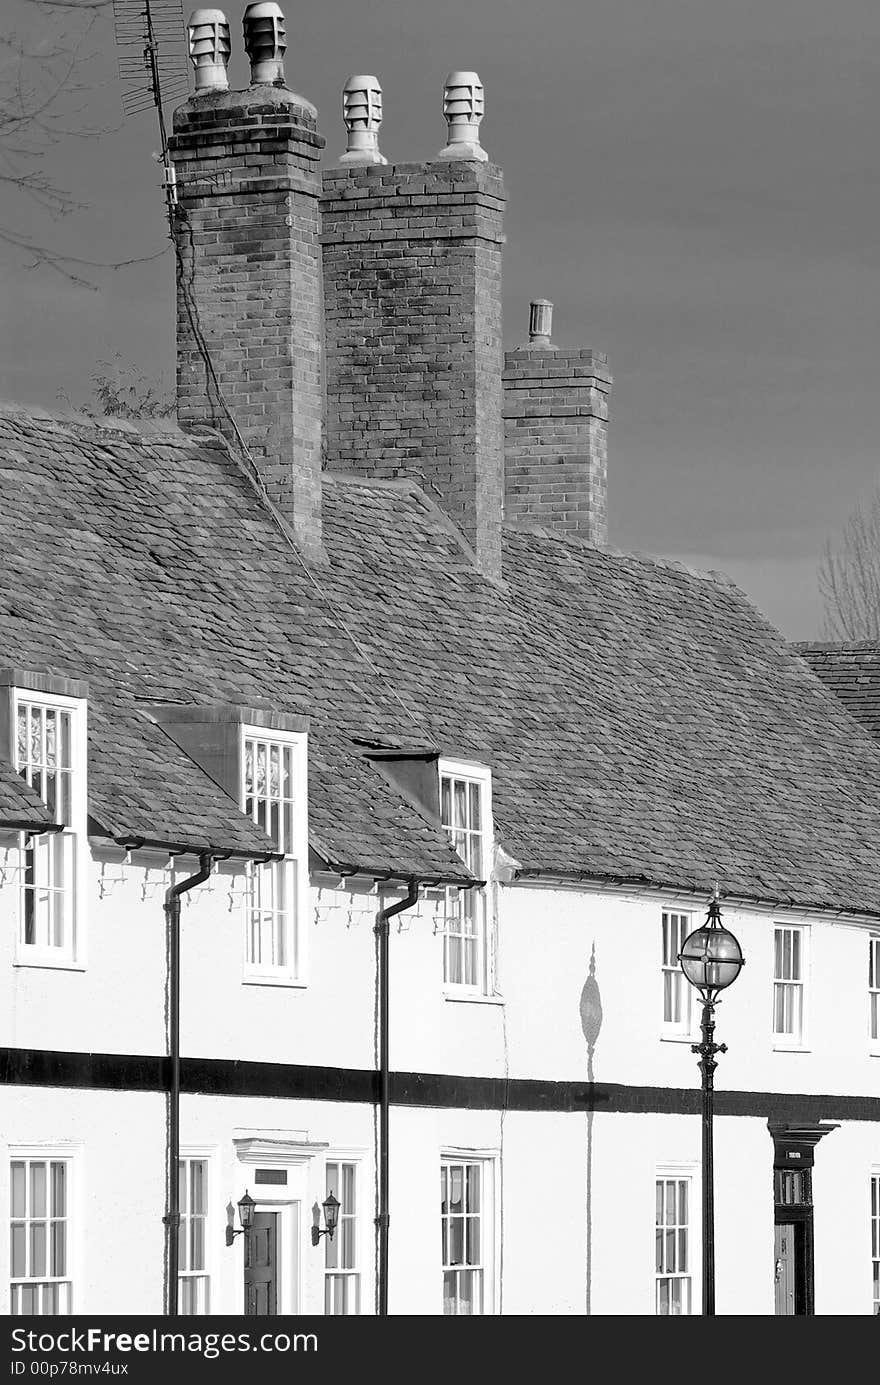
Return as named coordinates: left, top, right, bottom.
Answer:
left=1, top=1, right=161, bottom=284
left=818, top=491, right=880, bottom=641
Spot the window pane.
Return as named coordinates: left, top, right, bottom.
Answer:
left=11, top=1223, right=26, bottom=1278
left=50, top=1220, right=66, bottom=1277
left=30, top=1222, right=47, bottom=1279
left=342, top=1163, right=355, bottom=1214
left=190, top=1161, right=205, bottom=1216
left=341, top=1217, right=355, bottom=1270
left=449, top=1216, right=464, bottom=1265
left=466, top=1164, right=480, bottom=1215
left=30, top=1164, right=46, bottom=1219
left=466, top=1216, right=480, bottom=1265
left=468, top=782, right=480, bottom=831
left=50, top=1163, right=66, bottom=1218
left=453, top=780, right=466, bottom=830
left=11, top=1163, right=25, bottom=1219
left=45, top=710, right=57, bottom=768
left=190, top=1216, right=205, bottom=1273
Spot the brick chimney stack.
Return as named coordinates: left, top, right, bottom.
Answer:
left=321, top=72, right=505, bottom=581
left=169, top=5, right=325, bottom=561
left=503, top=301, right=611, bottom=545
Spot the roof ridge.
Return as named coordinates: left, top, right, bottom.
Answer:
left=504, top=522, right=742, bottom=589
left=0, top=400, right=197, bottom=444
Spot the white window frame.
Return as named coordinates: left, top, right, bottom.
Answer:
left=178, top=1148, right=217, bottom=1316
left=661, top=909, right=692, bottom=1039
left=438, top=759, right=493, bottom=998
left=440, top=1149, right=499, bottom=1316
left=8, top=1144, right=82, bottom=1316
left=239, top=726, right=308, bottom=986
left=772, top=923, right=809, bottom=1049
left=655, top=1165, right=696, bottom=1316
left=12, top=690, right=87, bottom=969
left=872, top=1170, right=880, bottom=1315
left=323, top=1157, right=362, bottom=1316
left=870, top=935, right=880, bottom=1055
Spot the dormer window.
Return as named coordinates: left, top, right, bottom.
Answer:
left=241, top=726, right=308, bottom=984
left=439, top=760, right=493, bottom=995
left=11, top=688, right=87, bottom=966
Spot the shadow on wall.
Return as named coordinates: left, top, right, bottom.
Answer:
left=580, top=943, right=603, bottom=1316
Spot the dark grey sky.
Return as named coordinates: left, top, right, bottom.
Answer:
left=4, top=0, right=880, bottom=639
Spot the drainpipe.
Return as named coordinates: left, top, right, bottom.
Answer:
left=375, top=878, right=420, bottom=1317
left=163, top=851, right=214, bottom=1317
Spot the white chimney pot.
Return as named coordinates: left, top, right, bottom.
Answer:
left=339, top=75, right=387, bottom=165
left=187, top=8, right=231, bottom=92
left=438, top=70, right=488, bottom=161
left=243, top=1, right=287, bottom=86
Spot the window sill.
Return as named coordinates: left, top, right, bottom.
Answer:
left=242, top=975, right=307, bottom=990
left=772, top=1042, right=811, bottom=1053
left=443, top=991, right=504, bottom=1006
left=13, top=958, right=85, bottom=973
left=660, top=1032, right=697, bottom=1045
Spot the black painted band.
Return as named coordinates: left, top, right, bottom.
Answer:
left=2, top=1047, right=879, bottom=1122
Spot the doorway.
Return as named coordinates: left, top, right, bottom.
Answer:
left=774, top=1221, right=808, bottom=1316
left=244, top=1211, right=278, bottom=1316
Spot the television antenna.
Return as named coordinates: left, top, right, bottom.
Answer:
left=111, top=0, right=190, bottom=232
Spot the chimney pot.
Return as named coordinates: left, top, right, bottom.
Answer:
left=438, top=70, right=488, bottom=162
left=528, top=298, right=554, bottom=348
left=187, top=9, right=231, bottom=92
left=243, top=1, right=286, bottom=85
left=339, top=75, right=387, bottom=165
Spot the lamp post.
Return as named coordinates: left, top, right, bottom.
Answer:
left=679, top=891, right=744, bottom=1316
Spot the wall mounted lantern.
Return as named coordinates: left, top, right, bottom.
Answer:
left=310, top=1192, right=340, bottom=1247
left=225, top=1189, right=256, bottom=1247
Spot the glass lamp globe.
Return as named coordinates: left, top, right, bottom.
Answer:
left=679, top=911, right=744, bottom=998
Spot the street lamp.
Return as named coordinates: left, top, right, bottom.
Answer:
left=679, top=890, right=744, bottom=1316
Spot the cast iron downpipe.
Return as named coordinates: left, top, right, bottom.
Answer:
left=375, top=879, right=420, bottom=1317
left=163, top=852, right=214, bottom=1317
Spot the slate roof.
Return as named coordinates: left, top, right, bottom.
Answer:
left=0, top=405, right=470, bottom=880
left=4, top=402, right=880, bottom=912
left=793, top=643, right=880, bottom=743
left=0, top=761, right=59, bottom=833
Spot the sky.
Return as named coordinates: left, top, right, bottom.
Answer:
left=3, top=0, right=880, bottom=639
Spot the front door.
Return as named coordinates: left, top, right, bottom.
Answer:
left=774, top=1224, right=796, bottom=1315
left=244, top=1211, right=278, bottom=1315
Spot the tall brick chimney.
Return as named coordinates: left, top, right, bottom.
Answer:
left=169, top=5, right=325, bottom=560
left=503, top=300, right=611, bottom=545
left=321, top=72, right=505, bottom=581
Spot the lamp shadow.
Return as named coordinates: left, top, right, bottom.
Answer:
left=579, top=942, right=603, bottom=1315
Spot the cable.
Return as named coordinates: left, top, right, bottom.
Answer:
left=173, top=208, right=423, bottom=732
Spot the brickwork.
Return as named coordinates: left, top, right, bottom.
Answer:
left=321, top=162, right=506, bottom=581
left=503, top=347, right=612, bottom=545
left=169, top=87, right=326, bottom=561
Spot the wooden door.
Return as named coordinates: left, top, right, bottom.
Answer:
left=244, top=1212, right=278, bottom=1316
left=774, top=1223, right=796, bottom=1315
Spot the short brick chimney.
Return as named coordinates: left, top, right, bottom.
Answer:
left=169, top=6, right=325, bottom=560
left=320, top=72, right=505, bottom=581
left=503, top=301, right=611, bottom=544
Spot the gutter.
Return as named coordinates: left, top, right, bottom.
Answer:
left=374, top=879, right=420, bottom=1317
left=162, top=851, right=214, bottom=1318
